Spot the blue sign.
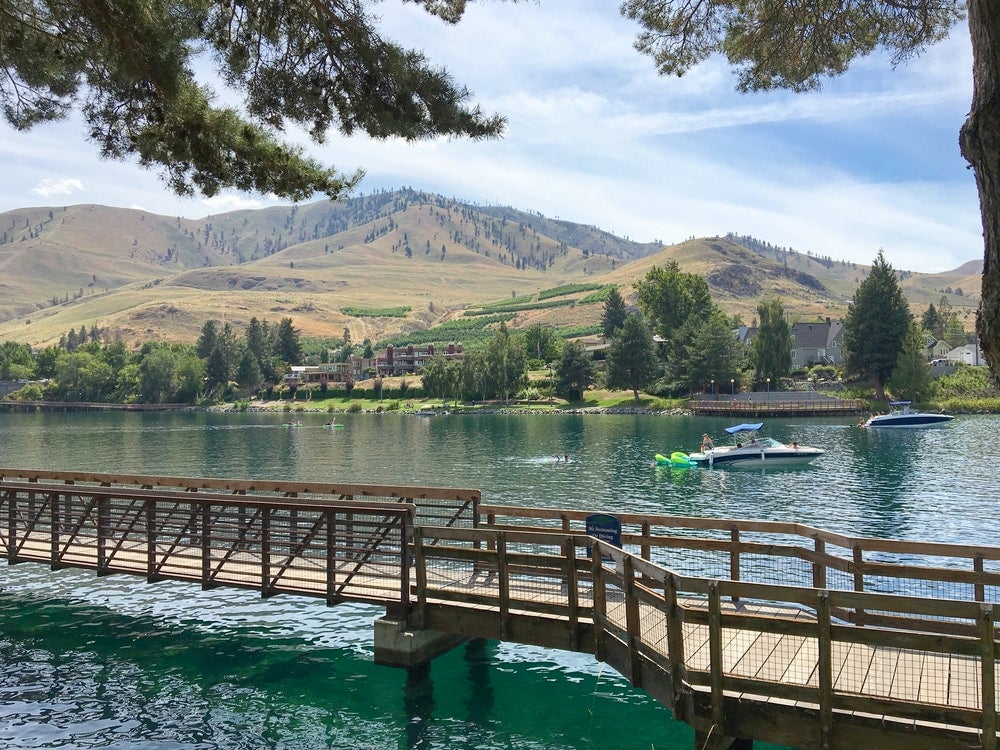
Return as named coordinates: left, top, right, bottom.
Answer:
left=585, top=514, right=621, bottom=560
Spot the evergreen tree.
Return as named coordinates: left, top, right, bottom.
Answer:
left=606, top=313, right=659, bottom=401
left=887, top=322, right=934, bottom=403
left=204, top=347, right=230, bottom=393
left=0, top=1, right=503, bottom=201
left=244, top=317, right=269, bottom=365
left=218, top=323, right=239, bottom=374
left=920, top=303, right=942, bottom=338
left=275, top=318, right=304, bottom=365
left=555, top=340, right=594, bottom=402
left=196, top=321, right=219, bottom=360
left=236, top=349, right=264, bottom=394
left=843, top=251, right=913, bottom=400
left=601, top=287, right=629, bottom=340
left=749, top=298, right=794, bottom=387
left=668, top=310, right=740, bottom=395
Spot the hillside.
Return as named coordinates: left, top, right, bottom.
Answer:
left=0, top=190, right=982, bottom=348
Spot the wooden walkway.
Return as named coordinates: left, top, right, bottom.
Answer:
left=1, top=469, right=998, bottom=750
left=689, top=392, right=865, bottom=417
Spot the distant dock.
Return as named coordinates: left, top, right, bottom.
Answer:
left=689, top=390, right=864, bottom=418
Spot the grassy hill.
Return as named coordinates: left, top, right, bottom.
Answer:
left=0, top=191, right=981, bottom=348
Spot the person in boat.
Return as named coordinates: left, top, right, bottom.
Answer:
left=700, top=433, right=714, bottom=451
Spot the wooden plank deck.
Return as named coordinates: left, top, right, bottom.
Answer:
left=2, top=478, right=997, bottom=750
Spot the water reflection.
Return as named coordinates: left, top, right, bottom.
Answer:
left=403, top=663, right=435, bottom=749
left=1, top=412, right=997, bottom=545
left=464, top=638, right=495, bottom=728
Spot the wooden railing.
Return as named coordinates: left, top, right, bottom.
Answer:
left=479, top=505, right=1000, bottom=631
left=412, top=524, right=999, bottom=749
left=3, top=469, right=996, bottom=747
left=0, top=468, right=480, bottom=531
left=689, top=396, right=865, bottom=416
left=1, top=480, right=415, bottom=613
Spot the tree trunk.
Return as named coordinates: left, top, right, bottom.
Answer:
left=960, top=0, right=1000, bottom=386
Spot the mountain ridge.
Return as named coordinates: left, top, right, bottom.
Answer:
left=0, top=190, right=981, bottom=348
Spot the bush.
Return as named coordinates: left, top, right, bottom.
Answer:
left=346, top=402, right=363, bottom=413
left=9, top=383, right=44, bottom=400
left=810, top=365, right=837, bottom=380
left=933, top=365, right=999, bottom=399
left=936, top=396, right=1000, bottom=413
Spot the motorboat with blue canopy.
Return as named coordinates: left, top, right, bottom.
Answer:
left=687, top=423, right=824, bottom=468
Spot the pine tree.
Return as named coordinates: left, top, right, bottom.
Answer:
left=555, top=340, right=594, bottom=402
left=668, top=310, right=740, bottom=395
left=236, top=349, right=263, bottom=394
left=0, top=0, right=503, bottom=201
left=275, top=318, right=303, bottom=365
left=601, top=287, right=628, bottom=340
left=887, top=322, right=934, bottom=403
left=843, top=251, right=913, bottom=400
left=196, top=321, right=219, bottom=360
left=606, top=314, right=659, bottom=401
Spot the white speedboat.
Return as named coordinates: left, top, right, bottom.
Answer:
left=688, top=423, right=824, bottom=468
left=863, top=402, right=953, bottom=428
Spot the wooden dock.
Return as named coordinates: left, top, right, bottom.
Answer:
left=689, top=392, right=865, bottom=417
left=1, top=469, right=997, bottom=750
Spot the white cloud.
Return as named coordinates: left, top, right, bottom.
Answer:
left=199, top=194, right=270, bottom=213
left=31, top=177, right=84, bottom=198
left=0, top=1, right=984, bottom=275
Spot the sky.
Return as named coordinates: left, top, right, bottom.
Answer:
left=0, top=0, right=982, bottom=274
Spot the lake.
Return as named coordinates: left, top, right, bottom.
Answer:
left=1, top=410, right=996, bottom=749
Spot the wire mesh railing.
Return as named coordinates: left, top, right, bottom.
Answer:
left=413, top=525, right=999, bottom=748
left=0, top=468, right=480, bottom=530
left=479, top=504, right=1000, bottom=617
left=0, top=481, right=414, bottom=611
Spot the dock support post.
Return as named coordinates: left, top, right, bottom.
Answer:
left=373, top=616, right=467, bottom=668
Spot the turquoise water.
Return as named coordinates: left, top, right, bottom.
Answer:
left=1, top=411, right=997, bottom=749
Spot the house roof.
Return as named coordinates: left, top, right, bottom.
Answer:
left=790, top=321, right=842, bottom=350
